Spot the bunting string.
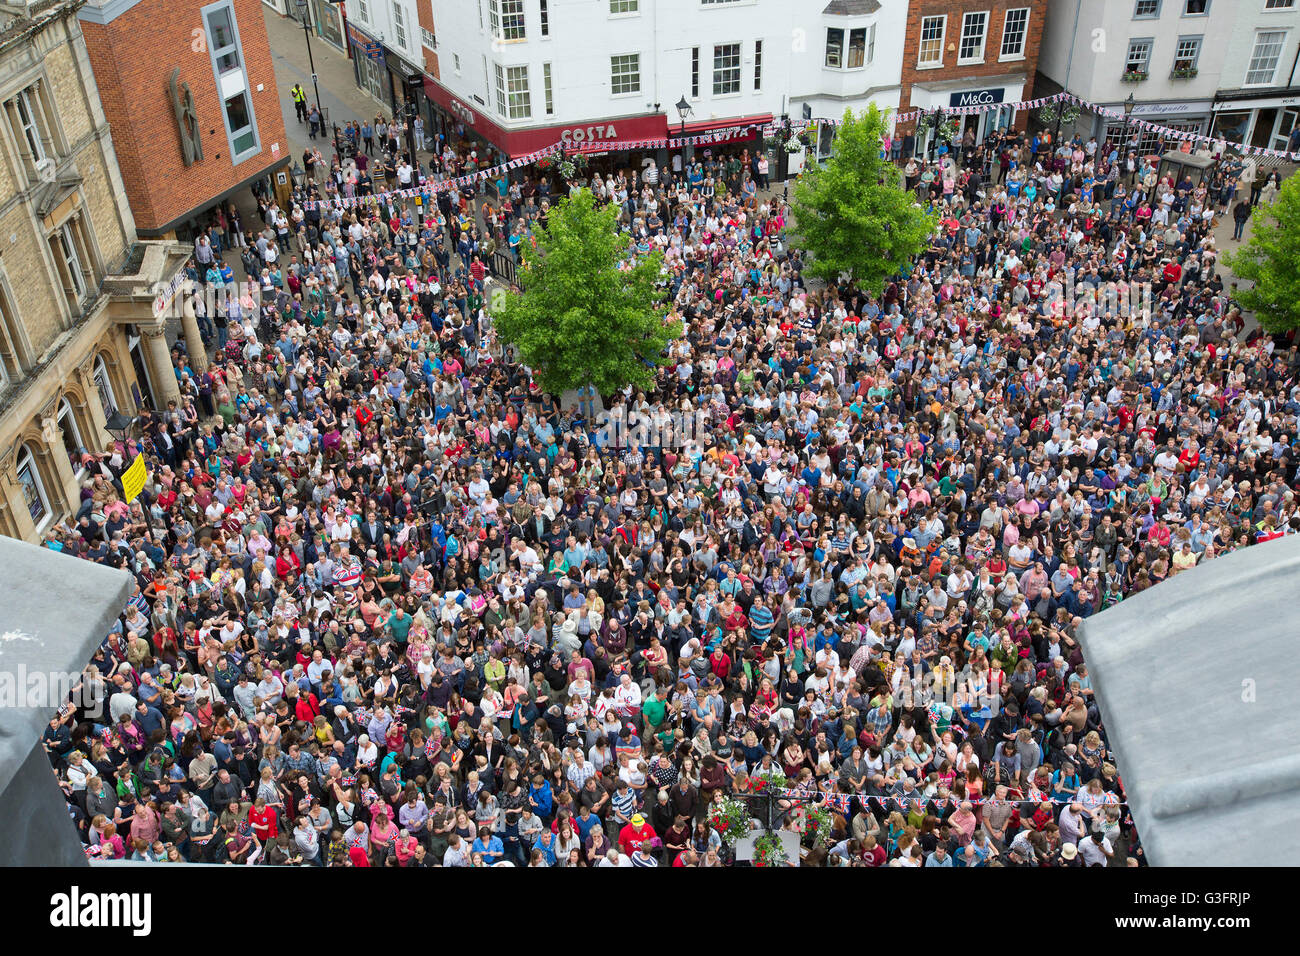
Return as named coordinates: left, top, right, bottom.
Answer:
left=770, top=786, right=1128, bottom=815
left=302, top=90, right=1293, bottom=212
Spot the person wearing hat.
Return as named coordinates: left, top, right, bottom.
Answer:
left=617, top=811, right=657, bottom=857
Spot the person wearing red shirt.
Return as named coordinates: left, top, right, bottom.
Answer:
left=248, top=798, right=278, bottom=842
left=861, top=834, right=887, bottom=867
left=708, top=647, right=731, bottom=681
left=294, top=690, right=322, bottom=724
left=618, top=814, right=657, bottom=856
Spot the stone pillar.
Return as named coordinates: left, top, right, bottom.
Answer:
left=41, top=412, right=79, bottom=517
left=141, top=320, right=180, bottom=408
left=76, top=359, right=109, bottom=451
left=181, top=293, right=209, bottom=372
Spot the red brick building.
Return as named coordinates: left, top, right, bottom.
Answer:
left=78, top=0, right=288, bottom=237
left=896, top=0, right=1048, bottom=155
left=414, top=0, right=439, bottom=81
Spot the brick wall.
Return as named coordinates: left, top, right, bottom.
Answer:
left=897, top=0, right=1048, bottom=138
left=80, top=0, right=289, bottom=234
left=415, top=0, right=440, bottom=80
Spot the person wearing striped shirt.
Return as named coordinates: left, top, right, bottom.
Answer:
left=749, top=595, right=775, bottom=641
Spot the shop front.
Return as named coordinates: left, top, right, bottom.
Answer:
left=346, top=22, right=387, bottom=108
left=1211, top=89, right=1300, bottom=153
left=1098, top=99, right=1212, bottom=155
left=422, top=76, right=671, bottom=175
left=384, top=47, right=423, bottom=120
left=287, top=0, right=345, bottom=51
left=909, top=75, right=1026, bottom=158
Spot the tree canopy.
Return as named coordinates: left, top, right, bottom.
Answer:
left=790, top=105, right=935, bottom=294
left=491, top=188, right=681, bottom=397
left=1224, top=173, right=1300, bottom=334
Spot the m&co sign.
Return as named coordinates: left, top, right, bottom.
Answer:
left=950, top=88, right=1005, bottom=108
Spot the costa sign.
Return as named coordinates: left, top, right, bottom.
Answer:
left=449, top=99, right=477, bottom=126
left=560, top=124, right=620, bottom=144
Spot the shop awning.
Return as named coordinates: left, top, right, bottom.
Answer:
left=675, top=113, right=773, bottom=136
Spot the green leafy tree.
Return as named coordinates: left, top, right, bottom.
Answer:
left=492, top=188, right=681, bottom=397
left=1224, top=174, right=1300, bottom=334
left=790, top=105, right=936, bottom=294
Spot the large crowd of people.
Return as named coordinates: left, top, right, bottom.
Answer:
left=39, top=111, right=1300, bottom=868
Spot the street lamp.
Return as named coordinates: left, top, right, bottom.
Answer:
left=295, top=1, right=322, bottom=122
left=1123, top=92, right=1136, bottom=159
left=104, top=409, right=134, bottom=450
left=676, top=95, right=693, bottom=166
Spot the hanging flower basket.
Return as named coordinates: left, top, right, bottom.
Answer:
left=1170, top=67, right=1198, bottom=79
left=784, top=134, right=804, bottom=154
left=935, top=119, right=961, bottom=144
left=805, top=805, right=835, bottom=846
left=1037, top=102, right=1081, bottom=127
left=752, top=831, right=790, bottom=867
left=750, top=769, right=789, bottom=793
left=707, top=795, right=754, bottom=847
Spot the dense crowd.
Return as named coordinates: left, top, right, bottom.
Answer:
left=40, top=113, right=1300, bottom=868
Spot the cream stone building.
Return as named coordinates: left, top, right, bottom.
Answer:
left=0, top=0, right=192, bottom=542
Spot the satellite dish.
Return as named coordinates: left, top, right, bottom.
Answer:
left=35, top=157, right=56, bottom=183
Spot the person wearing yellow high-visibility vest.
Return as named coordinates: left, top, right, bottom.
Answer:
left=291, top=83, right=307, bottom=123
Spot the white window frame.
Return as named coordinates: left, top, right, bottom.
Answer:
left=56, top=222, right=88, bottom=303
left=0, top=280, right=19, bottom=390
left=1173, top=35, right=1202, bottom=71
left=754, top=38, right=763, bottom=90
left=691, top=47, right=699, bottom=98
left=1246, top=30, right=1287, bottom=85
left=58, top=398, right=87, bottom=478
left=610, top=53, right=641, bottom=96
left=543, top=61, right=554, bottom=115
left=958, top=11, right=989, bottom=65
left=825, top=27, right=844, bottom=68
left=17, top=444, right=51, bottom=531
left=355, top=0, right=369, bottom=22
left=95, top=356, right=118, bottom=417
left=1133, top=0, right=1161, bottom=18
left=392, top=2, right=408, bottom=48
left=845, top=27, right=869, bottom=69
left=609, top=0, right=639, bottom=14
left=712, top=42, right=741, bottom=96
left=1000, top=7, right=1030, bottom=60
left=499, top=64, right=530, bottom=119
left=918, top=15, right=946, bottom=68
left=1182, top=0, right=1209, bottom=15
left=14, top=88, right=46, bottom=163
left=1126, top=37, right=1154, bottom=75
left=1265, top=0, right=1295, bottom=10
left=201, top=1, right=260, bottom=165
left=490, top=0, right=526, bottom=41
left=540, top=0, right=550, bottom=35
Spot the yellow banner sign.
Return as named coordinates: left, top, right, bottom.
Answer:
left=121, top=453, right=148, bottom=503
